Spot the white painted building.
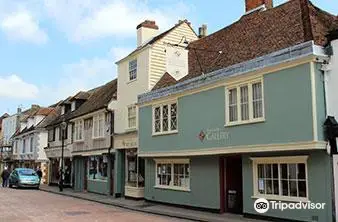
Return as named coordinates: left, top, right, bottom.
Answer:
left=1, top=112, right=19, bottom=146
left=109, top=19, right=198, bottom=198
left=12, top=107, right=54, bottom=184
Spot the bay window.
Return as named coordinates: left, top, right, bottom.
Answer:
left=155, top=159, right=190, bottom=191
left=252, top=156, right=308, bottom=201
left=226, top=79, right=264, bottom=125
left=153, top=102, right=177, bottom=134
left=93, top=113, right=105, bottom=138
left=74, top=120, right=84, bottom=141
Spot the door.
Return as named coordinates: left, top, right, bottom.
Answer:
left=110, top=156, right=114, bottom=195
left=225, top=156, right=243, bottom=214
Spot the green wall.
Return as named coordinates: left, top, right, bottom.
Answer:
left=242, top=151, right=333, bottom=222
left=144, top=156, right=220, bottom=210
left=87, top=180, right=108, bottom=195
left=139, top=63, right=315, bottom=154
left=114, top=149, right=125, bottom=196
left=73, top=157, right=85, bottom=192
left=315, top=63, right=326, bottom=141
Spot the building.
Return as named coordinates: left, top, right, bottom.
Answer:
left=137, top=0, right=337, bottom=221
left=70, top=79, right=117, bottom=195
left=108, top=19, right=198, bottom=199
left=11, top=105, right=54, bottom=184
left=0, top=113, right=9, bottom=172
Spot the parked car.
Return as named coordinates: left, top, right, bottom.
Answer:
left=9, top=168, right=40, bottom=189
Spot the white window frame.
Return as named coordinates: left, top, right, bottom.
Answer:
left=129, top=59, right=137, bottom=81
left=74, top=120, right=84, bottom=142
left=152, top=102, right=178, bottom=135
left=127, top=105, right=137, bottom=130
left=93, top=113, right=105, bottom=139
left=154, top=159, right=190, bottom=191
left=251, top=156, right=309, bottom=202
left=225, top=79, right=265, bottom=126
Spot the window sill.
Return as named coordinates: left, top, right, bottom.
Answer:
left=152, top=131, right=178, bottom=137
left=74, top=140, right=84, bottom=143
left=225, top=118, right=265, bottom=127
left=127, top=79, right=137, bottom=84
left=125, top=127, right=137, bottom=133
left=92, top=136, right=105, bottom=140
left=154, top=185, right=190, bottom=192
left=251, top=195, right=309, bottom=203
left=87, top=178, right=108, bottom=182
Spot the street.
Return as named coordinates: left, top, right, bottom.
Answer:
left=0, top=188, right=188, bottom=222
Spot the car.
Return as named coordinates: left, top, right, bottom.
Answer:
left=9, top=168, right=40, bottom=189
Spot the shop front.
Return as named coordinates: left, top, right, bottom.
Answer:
left=114, top=132, right=144, bottom=199
left=73, top=151, right=114, bottom=195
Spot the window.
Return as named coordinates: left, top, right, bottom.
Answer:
left=129, top=59, right=137, bottom=81
left=74, top=120, right=84, bottom=141
left=153, top=102, right=178, bottom=134
left=14, top=141, right=18, bottom=154
left=126, top=149, right=144, bottom=187
left=93, top=114, right=105, bottom=138
left=22, top=139, right=26, bottom=153
left=252, top=156, right=308, bottom=201
left=29, top=137, right=33, bottom=153
left=88, top=155, right=108, bottom=180
left=156, top=159, right=190, bottom=191
left=127, top=106, right=137, bottom=129
left=226, top=80, right=264, bottom=125
left=48, top=128, right=55, bottom=142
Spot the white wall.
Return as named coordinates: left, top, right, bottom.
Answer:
left=114, top=48, right=150, bottom=134
left=37, top=131, right=48, bottom=161
left=327, top=39, right=338, bottom=118
left=2, top=115, right=17, bottom=145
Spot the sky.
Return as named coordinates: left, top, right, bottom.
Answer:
left=0, top=0, right=337, bottom=115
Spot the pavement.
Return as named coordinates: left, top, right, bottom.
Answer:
left=0, top=187, right=187, bottom=222
left=38, top=184, right=266, bottom=222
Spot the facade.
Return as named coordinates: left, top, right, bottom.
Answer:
left=109, top=19, right=198, bottom=199
left=70, top=80, right=117, bottom=195
left=0, top=113, right=10, bottom=172
left=138, top=1, right=338, bottom=222
left=11, top=106, right=54, bottom=184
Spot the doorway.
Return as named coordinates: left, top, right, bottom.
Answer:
left=225, top=156, right=243, bottom=214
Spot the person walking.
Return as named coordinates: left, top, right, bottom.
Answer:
left=36, top=167, right=42, bottom=183
left=1, top=167, right=10, bottom=188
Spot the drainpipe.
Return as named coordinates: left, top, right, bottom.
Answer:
left=106, top=108, right=114, bottom=196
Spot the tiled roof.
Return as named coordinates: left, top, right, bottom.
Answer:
left=70, top=91, right=91, bottom=101
left=152, top=72, right=177, bottom=90
left=153, top=0, right=337, bottom=89
left=47, top=79, right=118, bottom=126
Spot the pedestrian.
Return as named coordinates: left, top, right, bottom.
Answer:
left=36, top=167, right=42, bottom=182
left=1, top=167, right=10, bottom=188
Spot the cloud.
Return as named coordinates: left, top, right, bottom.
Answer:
left=43, top=0, right=191, bottom=42
left=0, top=75, right=39, bottom=99
left=0, top=10, right=48, bottom=44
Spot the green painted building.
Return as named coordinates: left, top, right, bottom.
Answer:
left=137, top=1, right=338, bottom=221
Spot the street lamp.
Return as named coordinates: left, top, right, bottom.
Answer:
left=59, top=121, right=67, bottom=192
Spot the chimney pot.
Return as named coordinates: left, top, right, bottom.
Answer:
left=198, top=24, right=208, bottom=38
left=136, top=20, right=159, bottom=30
left=245, top=0, right=273, bottom=13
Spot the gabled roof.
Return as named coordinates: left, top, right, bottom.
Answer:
left=154, top=0, right=337, bottom=89
left=70, top=79, right=117, bottom=119
left=152, top=72, right=177, bottom=90
left=47, top=79, right=118, bottom=126
left=116, top=20, right=195, bottom=64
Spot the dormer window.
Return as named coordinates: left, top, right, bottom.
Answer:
left=129, top=59, right=137, bottom=81
left=71, top=101, right=76, bottom=111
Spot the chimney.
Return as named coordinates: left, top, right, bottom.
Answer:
left=198, top=24, right=208, bottom=38
left=245, top=0, right=273, bottom=13
left=31, top=104, right=40, bottom=110
left=17, top=107, right=22, bottom=114
left=136, top=20, right=159, bottom=47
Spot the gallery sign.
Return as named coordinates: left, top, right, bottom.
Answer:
left=198, top=128, right=230, bottom=142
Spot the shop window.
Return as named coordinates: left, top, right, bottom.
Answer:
left=88, top=155, right=108, bottom=180
left=252, top=156, right=308, bottom=201
left=126, top=149, right=144, bottom=187
left=155, top=159, right=190, bottom=191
